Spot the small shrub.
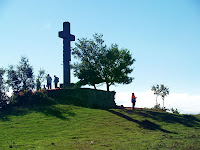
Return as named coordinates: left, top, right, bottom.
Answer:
left=152, top=104, right=169, bottom=112
left=171, top=107, right=180, bottom=114
left=32, top=90, right=56, bottom=106
left=153, top=104, right=161, bottom=109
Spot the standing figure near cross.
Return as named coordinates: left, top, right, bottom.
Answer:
left=58, top=22, right=75, bottom=87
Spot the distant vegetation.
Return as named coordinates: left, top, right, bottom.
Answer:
left=151, top=84, right=180, bottom=114
left=151, top=84, right=169, bottom=109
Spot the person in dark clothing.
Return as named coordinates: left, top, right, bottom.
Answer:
left=54, top=75, right=59, bottom=88
left=47, top=74, right=52, bottom=89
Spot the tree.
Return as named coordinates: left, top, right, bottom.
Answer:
left=7, top=56, right=35, bottom=93
left=151, top=84, right=169, bottom=109
left=0, top=68, right=6, bottom=92
left=151, top=84, right=160, bottom=106
left=6, top=65, right=21, bottom=93
left=72, top=33, right=135, bottom=91
left=0, top=68, right=9, bottom=108
left=72, top=34, right=106, bottom=89
left=36, top=69, right=46, bottom=90
left=160, top=84, right=169, bottom=109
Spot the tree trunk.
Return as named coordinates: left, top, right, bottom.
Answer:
left=162, top=98, right=164, bottom=109
left=106, top=83, right=110, bottom=91
left=93, top=84, right=97, bottom=90
left=156, top=95, right=158, bottom=105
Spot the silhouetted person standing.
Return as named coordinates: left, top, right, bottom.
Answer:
left=131, top=93, right=137, bottom=110
left=47, top=74, right=52, bottom=89
left=54, top=75, right=59, bottom=88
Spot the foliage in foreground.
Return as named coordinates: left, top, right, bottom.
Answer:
left=0, top=104, right=199, bottom=150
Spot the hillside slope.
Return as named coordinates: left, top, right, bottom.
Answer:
left=0, top=105, right=200, bottom=150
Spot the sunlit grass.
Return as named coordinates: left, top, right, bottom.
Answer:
left=0, top=105, right=199, bottom=149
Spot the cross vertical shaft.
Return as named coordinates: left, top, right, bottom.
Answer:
left=58, top=22, right=75, bottom=87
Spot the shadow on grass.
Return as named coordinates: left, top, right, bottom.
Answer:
left=0, top=107, right=29, bottom=121
left=32, top=105, right=76, bottom=120
left=108, top=110, right=176, bottom=134
left=133, top=110, right=200, bottom=128
left=0, top=105, right=76, bottom=121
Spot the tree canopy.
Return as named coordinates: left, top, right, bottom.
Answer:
left=72, top=33, right=135, bottom=91
left=7, top=56, right=35, bottom=93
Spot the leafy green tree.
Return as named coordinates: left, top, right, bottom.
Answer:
left=72, top=33, right=135, bottom=91
left=74, top=65, right=102, bottom=89
left=72, top=34, right=106, bottom=89
left=6, top=65, right=21, bottom=93
left=7, top=56, right=35, bottom=93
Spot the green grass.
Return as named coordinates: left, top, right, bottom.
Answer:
left=0, top=105, right=200, bottom=150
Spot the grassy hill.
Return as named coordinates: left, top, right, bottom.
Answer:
left=0, top=104, right=199, bottom=150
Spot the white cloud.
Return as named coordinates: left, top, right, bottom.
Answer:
left=115, top=90, right=200, bottom=114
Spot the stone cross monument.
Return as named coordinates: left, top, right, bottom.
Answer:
left=58, top=22, right=75, bottom=87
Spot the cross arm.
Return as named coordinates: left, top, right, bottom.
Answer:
left=58, top=31, right=75, bottom=41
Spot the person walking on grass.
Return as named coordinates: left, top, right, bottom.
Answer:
left=47, top=74, right=52, bottom=89
left=131, top=93, right=137, bottom=110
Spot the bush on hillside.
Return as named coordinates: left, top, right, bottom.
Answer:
left=171, top=107, right=180, bottom=114
left=12, top=90, right=55, bottom=107
left=152, top=104, right=169, bottom=112
left=153, top=104, right=161, bottom=109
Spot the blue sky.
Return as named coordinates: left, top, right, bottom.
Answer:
left=0, top=0, right=200, bottom=113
